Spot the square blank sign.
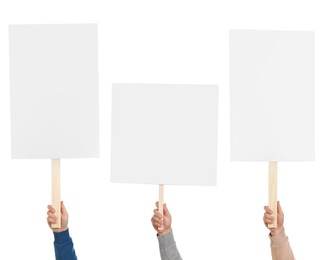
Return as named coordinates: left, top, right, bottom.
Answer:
left=111, top=84, right=218, bottom=185
left=230, top=30, right=314, bottom=161
left=9, top=24, right=99, bottom=159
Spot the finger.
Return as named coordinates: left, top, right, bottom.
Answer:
left=154, top=209, right=163, bottom=219
left=264, top=206, right=273, bottom=214
left=153, top=222, right=164, bottom=229
left=264, top=213, right=274, bottom=222
left=48, top=217, right=57, bottom=224
left=47, top=210, right=56, bottom=217
left=48, top=218, right=56, bottom=224
left=264, top=218, right=274, bottom=224
left=47, top=212, right=57, bottom=220
left=263, top=214, right=274, bottom=224
left=155, top=201, right=159, bottom=208
left=153, top=220, right=164, bottom=229
left=153, top=218, right=163, bottom=226
left=152, top=215, right=161, bottom=221
left=47, top=205, right=55, bottom=213
left=152, top=215, right=163, bottom=223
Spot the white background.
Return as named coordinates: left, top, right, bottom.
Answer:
left=0, top=0, right=324, bottom=259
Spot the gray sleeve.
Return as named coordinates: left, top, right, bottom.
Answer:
left=157, top=230, right=182, bottom=260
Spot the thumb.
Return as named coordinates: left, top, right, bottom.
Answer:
left=277, top=201, right=283, bottom=216
left=61, top=201, right=68, bottom=216
left=163, top=203, right=170, bottom=217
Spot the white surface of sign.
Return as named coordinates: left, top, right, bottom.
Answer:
left=111, top=84, right=218, bottom=185
left=230, top=30, right=314, bottom=161
left=9, top=24, right=99, bottom=159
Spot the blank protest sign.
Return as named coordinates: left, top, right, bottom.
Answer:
left=9, top=24, right=99, bottom=159
left=111, top=84, right=218, bottom=185
left=230, top=30, right=314, bottom=161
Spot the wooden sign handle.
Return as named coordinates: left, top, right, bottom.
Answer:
left=52, top=159, right=61, bottom=229
left=158, top=184, right=164, bottom=231
left=268, top=161, right=277, bottom=229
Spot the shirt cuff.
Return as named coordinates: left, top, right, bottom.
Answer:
left=157, top=230, right=175, bottom=249
left=53, top=228, right=71, bottom=244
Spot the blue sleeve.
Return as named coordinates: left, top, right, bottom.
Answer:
left=53, top=229, right=77, bottom=260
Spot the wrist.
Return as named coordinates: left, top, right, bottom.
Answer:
left=158, top=227, right=172, bottom=236
left=53, top=226, right=68, bottom=233
left=270, top=226, right=284, bottom=237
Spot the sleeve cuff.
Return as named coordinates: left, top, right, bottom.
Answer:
left=157, top=230, right=175, bottom=249
left=53, top=228, right=71, bottom=244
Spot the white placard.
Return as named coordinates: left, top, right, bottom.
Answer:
left=230, top=30, right=314, bottom=161
left=9, top=24, right=99, bottom=158
left=111, top=84, right=218, bottom=185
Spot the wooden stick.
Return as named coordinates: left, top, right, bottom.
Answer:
left=158, top=184, right=164, bottom=231
left=52, top=159, right=61, bottom=229
left=268, top=161, right=277, bottom=228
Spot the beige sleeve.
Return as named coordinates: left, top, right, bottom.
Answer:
left=270, top=230, right=295, bottom=260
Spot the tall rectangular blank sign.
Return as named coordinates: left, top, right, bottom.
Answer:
left=10, top=24, right=99, bottom=159
left=9, top=24, right=99, bottom=228
left=230, top=30, right=314, bottom=162
left=230, top=30, right=314, bottom=228
left=111, top=84, right=218, bottom=186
